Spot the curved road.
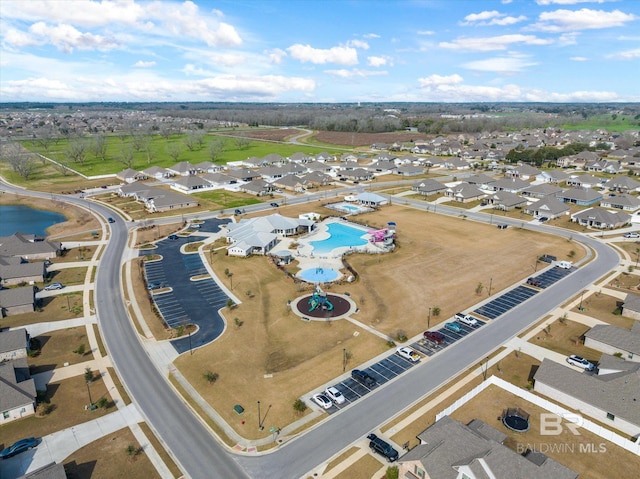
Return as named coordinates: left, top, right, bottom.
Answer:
left=1, top=180, right=619, bottom=479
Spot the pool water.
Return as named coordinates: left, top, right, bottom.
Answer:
left=299, top=268, right=340, bottom=282
left=330, top=202, right=372, bottom=215
left=309, top=223, right=368, bottom=255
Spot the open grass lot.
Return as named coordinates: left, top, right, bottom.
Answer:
left=29, top=327, right=92, bottom=374
left=174, top=204, right=578, bottom=439
left=607, top=271, right=640, bottom=292
left=0, top=191, right=101, bottom=239
left=47, top=266, right=89, bottom=286
left=387, top=351, right=539, bottom=449
left=53, top=245, right=98, bottom=263
left=450, top=384, right=640, bottom=479
left=22, top=133, right=329, bottom=177
left=0, top=375, right=113, bottom=447
left=63, top=426, right=160, bottom=479
left=571, top=292, right=635, bottom=329
left=333, top=454, right=384, bottom=479
left=530, top=319, right=602, bottom=362
left=0, top=293, right=83, bottom=329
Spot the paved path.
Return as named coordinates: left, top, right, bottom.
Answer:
left=15, top=316, right=96, bottom=338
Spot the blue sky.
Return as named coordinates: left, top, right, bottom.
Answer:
left=1, top=0, right=639, bottom=103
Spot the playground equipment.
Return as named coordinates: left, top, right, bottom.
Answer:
left=308, top=285, right=334, bottom=312
left=368, top=227, right=395, bottom=245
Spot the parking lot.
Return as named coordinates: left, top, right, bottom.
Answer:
left=474, top=265, right=575, bottom=320
left=320, top=318, right=485, bottom=414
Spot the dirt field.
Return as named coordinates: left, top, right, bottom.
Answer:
left=174, top=204, right=578, bottom=439
left=217, top=128, right=306, bottom=142
left=313, top=131, right=428, bottom=148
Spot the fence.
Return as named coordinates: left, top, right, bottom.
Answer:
left=435, top=375, right=640, bottom=456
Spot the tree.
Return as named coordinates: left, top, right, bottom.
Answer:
left=166, top=142, right=183, bottom=162
left=66, top=138, right=88, bottom=165
left=92, top=135, right=107, bottom=161
left=84, top=367, right=94, bottom=383
left=117, top=144, right=135, bottom=168
left=432, top=306, right=441, bottom=317
left=293, top=399, right=307, bottom=414
left=184, top=130, right=205, bottom=151
left=208, top=138, right=224, bottom=161
left=73, top=343, right=86, bottom=356
left=203, top=371, right=219, bottom=385
left=475, top=282, right=484, bottom=295
left=1, top=142, right=37, bottom=180
left=234, top=136, right=251, bottom=150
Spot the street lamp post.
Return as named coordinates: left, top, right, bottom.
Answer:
left=342, top=348, right=347, bottom=373
left=488, top=277, right=493, bottom=296
left=482, top=357, right=489, bottom=381
left=578, top=290, right=585, bottom=311
left=428, top=307, right=431, bottom=328
left=257, top=401, right=261, bottom=429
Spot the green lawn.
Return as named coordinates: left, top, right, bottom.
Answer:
left=22, top=133, right=329, bottom=177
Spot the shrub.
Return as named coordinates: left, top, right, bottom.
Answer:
left=385, top=466, right=399, bottom=479
left=97, top=397, right=109, bottom=409
left=204, top=371, right=219, bottom=385
left=73, top=343, right=86, bottom=356
left=293, top=399, right=307, bottom=414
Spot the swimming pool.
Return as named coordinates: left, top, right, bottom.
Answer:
left=328, top=202, right=372, bottom=215
left=299, top=267, right=340, bottom=282
left=309, top=222, right=369, bottom=255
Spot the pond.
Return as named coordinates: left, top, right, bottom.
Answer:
left=0, top=204, right=67, bottom=237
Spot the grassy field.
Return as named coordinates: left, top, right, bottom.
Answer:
left=29, top=327, right=93, bottom=373
left=173, top=203, right=579, bottom=440
left=22, top=133, right=329, bottom=177
left=530, top=319, right=602, bottom=361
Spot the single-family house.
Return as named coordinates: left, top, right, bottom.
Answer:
left=355, top=192, right=387, bottom=207
left=524, top=197, right=570, bottom=219
left=239, top=179, right=272, bottom=196
left=172, top=175, right=210, bottom=193
left=18, top=462, right=67, bottom=479
left=622, top=293, right=640, bottom=321
left=441, top=158, right=470, bottom=170
left=0, top=328, right=29, bottom=361
left=395, top=165, right=424, bottom=176
left=600, top=193, right=640, bottom=212
left=142, top=166, right=173, bottom=180
left=534, top=357, right=640, bottom=437
left=271, top=175, right=307, bottom=193
left=521, top=183, right=563, bottom=199
left=338, top=168, right=374, bottom=181
left=116, top=168, right=147, bottom=183
left=0, top=233, right=60, bottom=261
left=584, top=323, right=640, bottom=362
left=0, top=358, right=37, bottom=424
left=486, top=191, right=527, bottom=211
left=505, top=164, right=540, bottom=180
left=464, top=173, right=496, bottom=189
left=142, top=189, right=199, bottom=213
left=489, top=177, right=530, bottom=193
left=167, top=161, right=198, bottom=176
left=566, top=174, right=601, bottom=189
left=227, top=168, right=262, bottom=182
left=535, top=169, right=570, bottom=183
left=300, top=171, right=331, bottom=187
left=445, top=184, right=486, bottom=203
left=412, top=179, right=447, bottom=196
left=0, top=256, right=45, bottom=286
left=194, top=161, right=223, bottom=174
left=604, top=175, right=640, bottom=193
left=201, top=172, right=237, bottom=186
left=398, top=415, right=577, bottom=479
left=557, top=188, right=602, bottom=206
left=118, top=181, right=152, bottom=198
left=0, top=286, right=36, bottom=318
left=571, top=207, right=630, bottom=229
left=289, top=152, right=311, bottom=164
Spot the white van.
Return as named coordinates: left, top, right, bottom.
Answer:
left=557, top=260, right=573, bottom=269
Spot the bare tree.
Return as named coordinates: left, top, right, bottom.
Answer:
left=208, top=138, right=224, bottom=161
left=66, top=138, right=88, bottom=165
left=92, top=135, right=107, bottom=161
left=138, top=134, right=154, bottom=164
left=166, top=143, right=183, bottom=162
left=1, top=142, right=38, bottom=180
left=117, top=144, right=135, bottom=168
left=184, top=130, right=206, bottom=151
left=35, top=127, right=55, bottom=152
left=234, top=136, right=251, bottom=150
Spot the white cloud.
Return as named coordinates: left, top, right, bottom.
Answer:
left=531, top=8, right=637, bottom=32
left=536, top=0, right=612, bottom=5
left=363, top=33, right=380, bottom=39
left=203, top=52, right=245, bottom=67
left=287, top=44, right=358, bottom=65
left=29, top=22, right=120, bottom=52
left=134, top=60, right=156, bottom=68
left=266, top=48, right=287, bottom=64
left=367, top=56, right=392, bottom=67
left=440, top=34, right=552, bottom=51
left=347, top=39, right=369, bottom=50
left=570, top=56, right=588, bottom=61
left=2, top=28, right=42, bottom=48
left=2, top=77, right=85, bottom=100
left=606, top=48, right=640, bottom=60
left=324, top=69, right=387, bottom=78
left=461, top=56, right=538, bottom=73
left=558, top=32, right=579, bottom=45
left=418, top=74, right=464, bottom=88
left=461, top=10, right=526, bottom=26
left=417, top=30, right=435, bottom=35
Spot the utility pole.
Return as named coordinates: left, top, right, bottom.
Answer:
left=428, top=307, right=431, bottom=328
left=488, top=277, right=493, bottom=296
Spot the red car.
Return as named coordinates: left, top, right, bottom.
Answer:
left=423, top=331, right=446, bottom=345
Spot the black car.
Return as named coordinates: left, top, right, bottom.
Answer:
left=270, top=202, right=279, bottom=208
left=0, top=437, right=39, bottom=459
left=107, top=217, right=115, bottom=223
left=351, top=369, right=376, bottom=387
left=234, top=209, right=243, bottom=215
left=168, top=234, right=178, bottom=240
left=367, top=434, right=398, bottom=462
left=147, top=282, right=163, bottom=290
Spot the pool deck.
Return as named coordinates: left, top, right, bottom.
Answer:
left=277, top=218, right=391, bottom=282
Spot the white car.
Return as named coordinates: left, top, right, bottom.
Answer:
left=312, top=393, right=332, bottom=409
left=566, top=355, right=595, bottom=371
left=624, top=232, right=640, bottom=238
left=325, top=386, right=345, bottom=405
left=454, top=313, right=478, bottom=326
left=396, top=347, right=420, bottom=363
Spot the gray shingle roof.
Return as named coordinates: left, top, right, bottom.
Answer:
left=0, top=258, right=45, bottom=281
left=585, top=324, right=640, bottom=355
left=0, top=233, right=60, bottom=258
left=0, top=358, right=36, bottom=414
left=623, top=292, right=640, bottom=313
left=534, top=358, right=640, bottom=427
left=0, top=286, right=35, bottom=308
left=0, top=328, right=28, bottom=354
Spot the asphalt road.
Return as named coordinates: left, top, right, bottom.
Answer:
left=1, top=180, right=619, bottom=479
